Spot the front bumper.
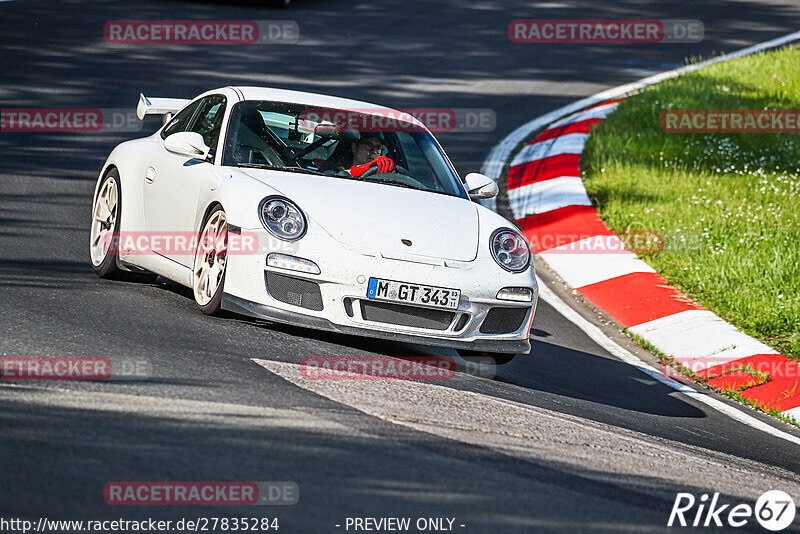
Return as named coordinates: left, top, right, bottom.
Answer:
left=222, top=293, right=532, bottom=353
left=221, top=226, right=537, bottom=354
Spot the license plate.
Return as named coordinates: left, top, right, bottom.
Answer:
left=366, top=278, right=460, bottom=310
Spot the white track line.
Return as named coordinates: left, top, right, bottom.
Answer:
left=536, top=281, right=800, bottom=446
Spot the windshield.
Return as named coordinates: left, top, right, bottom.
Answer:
left=222, top=101, right=468, bottom=199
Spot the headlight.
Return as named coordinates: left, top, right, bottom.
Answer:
left=490, top=228, right=530, bottom=272
left=259, top=196, right=307, bottom=241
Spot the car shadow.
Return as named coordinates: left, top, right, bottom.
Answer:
left=23, top=265, right=707, bottom=423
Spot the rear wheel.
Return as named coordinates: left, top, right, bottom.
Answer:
left=457, top=350, right=516, bottom=366
left=192, top=206, right=228, bottom=315
left=89, top=169, right=122, bottom=278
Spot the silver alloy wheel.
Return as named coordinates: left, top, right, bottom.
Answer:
left=192, top=210, right=228, bottom=306
left=90, top=177, right=118, bottom=266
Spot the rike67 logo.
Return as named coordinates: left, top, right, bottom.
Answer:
left=668, top=490, right=796, bottom=531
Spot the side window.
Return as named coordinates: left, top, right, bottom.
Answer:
left=188, top=95, right=227, bottom=151
left=161, top=100, right=202, bottom=139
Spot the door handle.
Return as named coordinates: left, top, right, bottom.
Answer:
left=145, top=166, right=156, bottom=184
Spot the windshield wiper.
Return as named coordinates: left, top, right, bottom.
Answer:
left=361, top=177, right=425, bottom=191
left=237, top=163, right=327, bottom=177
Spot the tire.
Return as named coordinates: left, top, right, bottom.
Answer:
left=457, top=350, right=517, bottom=366
left=89, top=168, right=123, bottom=278
left=192, top=206, right=228, bottom=315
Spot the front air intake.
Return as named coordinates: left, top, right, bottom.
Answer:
left=479, top=307, right=528, bottom=334
left=359, top=300, right=454, bottom=331
left=265, top=272, right=323, bottom=311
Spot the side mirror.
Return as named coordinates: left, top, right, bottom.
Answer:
left=465, top=172, right=498, bottom=200
left=164, top=132, right=210, bottom=159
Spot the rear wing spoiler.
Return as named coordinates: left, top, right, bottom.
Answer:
left=136, top=93, right=191, bottom=124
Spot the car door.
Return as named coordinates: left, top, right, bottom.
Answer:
left=143, top=95, right=227, bottom=267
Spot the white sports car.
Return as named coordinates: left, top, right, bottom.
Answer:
left=90, top=87, right=537, bottom=364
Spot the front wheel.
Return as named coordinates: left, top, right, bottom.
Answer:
left=192, top=207, right=228, bottom=315
left=457, top=350, right=517, bottom=366
left=89, top=169, right=122, bottom=278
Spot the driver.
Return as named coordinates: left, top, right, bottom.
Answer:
left=346, top=135, right=395, bottom=176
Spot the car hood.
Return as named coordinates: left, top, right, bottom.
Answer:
left=240, top=169, right=478, bottom=261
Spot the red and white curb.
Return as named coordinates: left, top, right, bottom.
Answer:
left=482, top=30, right=800, bottom=425
left=509, top=100, right=800, bottom=417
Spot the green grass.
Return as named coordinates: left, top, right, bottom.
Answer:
left=582, top=45, right=800, bottom=360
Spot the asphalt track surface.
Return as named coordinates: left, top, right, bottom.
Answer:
left=3, top=1, right=800, bottom=532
